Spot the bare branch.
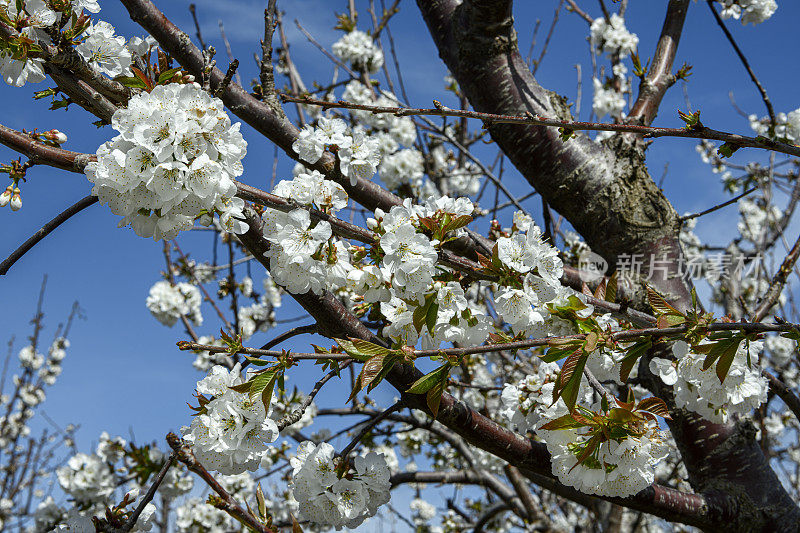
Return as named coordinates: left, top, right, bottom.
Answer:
left=0, top=196, right=97, bottom=276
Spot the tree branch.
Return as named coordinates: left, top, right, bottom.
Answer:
left=626, top=0, right=690, bottom=126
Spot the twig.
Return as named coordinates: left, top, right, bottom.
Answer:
left=277, top=360, right=353, bottom=430
left=259, top=324, right=317, bottom=351
left=188, top=4, right=206, bottom=51
left=294, top=20, right=358, bottom=78
left=680, top=186, right=758, bottom=222
left=626, top=0, right=690, bottom=126
left=166, top=433, right=275, bottom=533
left=503, top=465, right=540, bottom=523
left=339, top=401, right=405, bottom=460
left=259, top=0, right=279, bottom=108
left=752, top=231, right=800, bottom=322
left=565, top=0, right=594, bottom=23
left=218, top=20, right=242, bottom=86
left=706, top=0, right=775, bottom=125
left=764, top=371, right=800, bottom=423
left=180, top=320, right=800, bottom=362
left=213, top=59, right=239, bottom=98
left=0, top=196, right=97, bottom=276
left=171, top=241, right=235, bottom=333
left=280, top=94, right=800, bottom=158
left=118, top=452, right=176, bottom=532
left=532, top=0, right=564, bottom=75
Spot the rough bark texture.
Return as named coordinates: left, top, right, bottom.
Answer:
left=416, top=0, right=800, bottom=530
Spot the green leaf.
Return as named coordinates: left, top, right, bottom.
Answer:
left=571, top=433, right=601, bottom=470
left=242, top=355, right=272, bottom=366
left=554, top=350, right=588, bottom=412
left=406, top=365, right=449, bottom=394
left=157, top=67, right=181, bottom=84
left=368, top=354, right=399, bottom=393
left=618, top=338, right=651, bottom=383
left=359, top=354, right=386, bottom=392
left=335, top=338, right=369, bottom=361
left=412, top=294, right=435, bottom=334
left=699, top=336, right=742, bottom=382
left=114, top=75, right=148, bottom=89
left=425, top=301, right=439, bottom=336
left=231, top=368, right=280, bottom=411
left=539, top=413, right=591, bottom=431
left=426, top=375, right=447, bottom=419
left=714, top=340, right=741, bottom=383
left=441, top=214, right=473, bottom=234
left=542, top=345, right=581, bottom=364
left=717, top=142, right=740, bottom=158
left=657, top=313, right=686, bottom=328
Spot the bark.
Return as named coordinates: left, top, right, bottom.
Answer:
left=416, top=0, right=800, bottom=530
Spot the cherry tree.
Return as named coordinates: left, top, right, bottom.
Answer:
left=1, top=0, right=799, bottom=531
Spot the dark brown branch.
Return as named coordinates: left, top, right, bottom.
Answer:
left=764, top=371, right=800, bottom=423
left=118, top=452, right=176, bottom=532
left=626, top=0, right=690, bottom=126
left=166, top=433, right=275, bottom=533
left=0, top=196, right=97, bottom=276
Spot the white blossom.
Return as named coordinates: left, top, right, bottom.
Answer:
left=146, top=280, right=203, bottom=327
left=332, top=30, right=384, bottom=73
left=86, top=83, right=248, bottom=239
left=76, top=21, right=133, bottom=78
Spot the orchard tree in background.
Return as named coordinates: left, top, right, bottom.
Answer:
left=2, top=0, right=800, bottom=531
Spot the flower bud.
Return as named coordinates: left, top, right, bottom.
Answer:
left=0, top=186, right=11, bottom=207
left=44, top=129, right=68, bottom=144
left=9, top=189, right=21, bottom=211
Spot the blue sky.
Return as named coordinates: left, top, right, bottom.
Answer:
left=1, top=0, right=798, bottom=463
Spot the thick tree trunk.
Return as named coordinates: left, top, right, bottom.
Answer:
left=416, top=0, right=800, bottom=530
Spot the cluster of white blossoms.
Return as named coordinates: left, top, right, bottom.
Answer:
left=749, top=107, right=800, bottom=142
left=331, top=29, right=384, bottom=73
left=145, top=280, right=203, bottom=327
left=589, top=14, right=639, bottom=57
left=182, top=364, right=279, bottom=474
left=262, top=169, right=353, bottom=296
left=650, top=340, right=768, bottom=424
left=765, top=334, right=796, bottom=367
left=357, top=197, right=494, bottom=348
left=492, top=212, right=572, bottom=335
left=0, top=0, right=58, bottom=86
left=86, top=83, right=249, bottom=240
left=293, top=116, right=382, bottom=186
left=737, top=196, right=782, bottom=243
left=0, top=1, right=148, bottom=87
left=56, top=453, right=116, bottom=505
left=717, top=0, right=777, bottom=25
left=341, top=81, right=416, bottom=147
left=289, top=441, right=391, bottom=528
left=592, top=77, right=626, bottom=119
left=501, top=362, right=669, bottom=498
left=428, top=141, right=482, bottom=197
